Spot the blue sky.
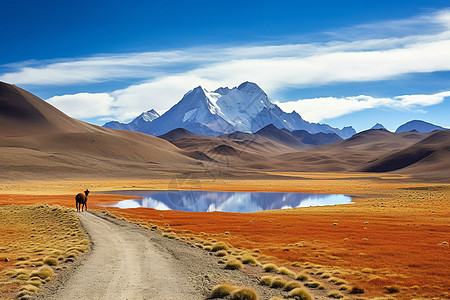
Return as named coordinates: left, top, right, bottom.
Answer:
left=1, top=0, right=450, bottom=132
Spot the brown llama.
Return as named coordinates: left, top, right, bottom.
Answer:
left=75, top=189, right=90, bottom=212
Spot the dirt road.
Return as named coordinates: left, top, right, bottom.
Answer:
left=38, top=211, right=203, bottom=300
left=35, top=211, right=325, bottom=300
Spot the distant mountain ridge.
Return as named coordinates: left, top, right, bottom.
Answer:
left=103, top=109, right=160, bottom=131
left=371, top=123, right=387, bottom=130
left=395, top=120, right=446, bottom=133
left=103, top=82, right=356, bottom=138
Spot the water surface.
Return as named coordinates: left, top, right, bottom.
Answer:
left=105, top=190, right=352, bottom=213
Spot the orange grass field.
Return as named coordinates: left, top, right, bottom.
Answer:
left=0, top=174, right=449, bottom=299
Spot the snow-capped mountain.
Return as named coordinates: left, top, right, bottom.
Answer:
left=104, top=109, right=160, bottom=131
left=103, top=82, right=356, bottom=138
left=371, top=123, right=387, bottom=130
left=395, top=120, right=447, bottom=133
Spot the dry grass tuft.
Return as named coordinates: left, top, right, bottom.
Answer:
left=278, top=267, right=296, bottom=277
left=43, top=256, right=58, bottom=266
left=212, top=242, right=229, bottom=252
left=270, top=276, right=288, bottom=289
left=211, top=282, right=236, bottom=298
left=284, top=280, right=302, bottom=291
left=259, top=276, right=273, bottom=286
left=385, top=285, right=400, bottom=294
left=304, top=281, right=322, bottom=289
left=224, top=259, right=243, bottom=270
left=295, top=272, right=309, bottom=281
left=327, top=290, right=344, bottom=298
left=230, top=287, right=258, bottom=300
left=349, top=286, right=365, bottom=294
left=30, top=266, right=53, bottom=280
left=288, top=287, right=312, bottom=299
left=263, top=263, right=279, bottom=272
left=216, top=250, right=228, bottom=257
left=0, top=204, right=89, bottom=297
left=240, top=255, right=258, bottom=265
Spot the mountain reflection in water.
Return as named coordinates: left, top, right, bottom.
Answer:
left=108, top=190, right=352, bottom=213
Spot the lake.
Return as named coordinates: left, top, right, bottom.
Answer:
left=104, top=190, right=352, bottom=213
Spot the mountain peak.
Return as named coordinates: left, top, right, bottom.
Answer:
left=395, top=120, right=446, bottom=133
left=102, top=81, right=355, bottom=138
left=371, top=123, right=386, bottom=130
left=237, top=81, right=263, bottom=93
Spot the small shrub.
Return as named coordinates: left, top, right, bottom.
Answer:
left=270, top=277, right=288, bottom=289
left=211, top=283, right=236, bottom=298
left=278, top=267, right=296, bottom=277
left=284, top=280, right=302, bottom=291
left=212, top=242, right=229, bottom=252
left=304, top=281, right=323, bottom=289
left=295, top=273, right=309, bottom=281
left=288, top=287, right=312, bottom=300
left=241, top=255, right=258, bottom=265
left=30, top=266, right=53, bottom=279
left=328, top=277, right=347, bottom=285
left=43, top=257, right=58, bottom=266
left=269, top=297, right=284, bottom=300
left=328, top=291, right=344, bottom=298
left=230, top=287, right=258, bottom=300
left=321, top=273, right=331, bottom=279
left=216, top=250, right=228, bottom=257
left=225, top=260, right=242, bottom=270
left=385, top=285, right=400, bottom=294
left=338, top=285, right=349, bottom=291
left=27, top=280, right=41, bottom=287
left=20, top=284, right=38, bottom=293
left=349, top=286, right=365, bottom=294
left=16, top=274, right=30, bottom=280
left=263, top=263, right=278, bottom=272
left=259, top=276, right=273, bottom=286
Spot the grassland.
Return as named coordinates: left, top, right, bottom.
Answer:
left=0, top=174, right=448, bottom=299
left=0, top=204, right=89, bottom=299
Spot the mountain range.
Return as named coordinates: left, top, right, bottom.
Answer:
left=1, top=81, right=449, bottom=181
left=104, top=82, right=356, bottom=139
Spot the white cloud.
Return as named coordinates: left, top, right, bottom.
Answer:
left=2, top=9, right=450, bottom=122
left=276, top=92, right=450, bottom=123
left=47, top=93, right=114, bottom=119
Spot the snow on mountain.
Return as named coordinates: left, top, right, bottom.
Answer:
left=103, top=82, right=356, bottom=138
left=395, top=120, right=446, bottom=133
left=104, top=109, right=160, bottom=130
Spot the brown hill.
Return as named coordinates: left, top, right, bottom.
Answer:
left=254, top=124, right=306, bottom=148
left=0, top=82, right=198, bottom=180
left=0, top=82, right=100, bottom=137
left=1, top=82, right=448, bottom=180
left=269, top=129, right=433, bottom=173
left=158, top=128, right=196, bottom=140
left=361, top=130, right=450, bottom=175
